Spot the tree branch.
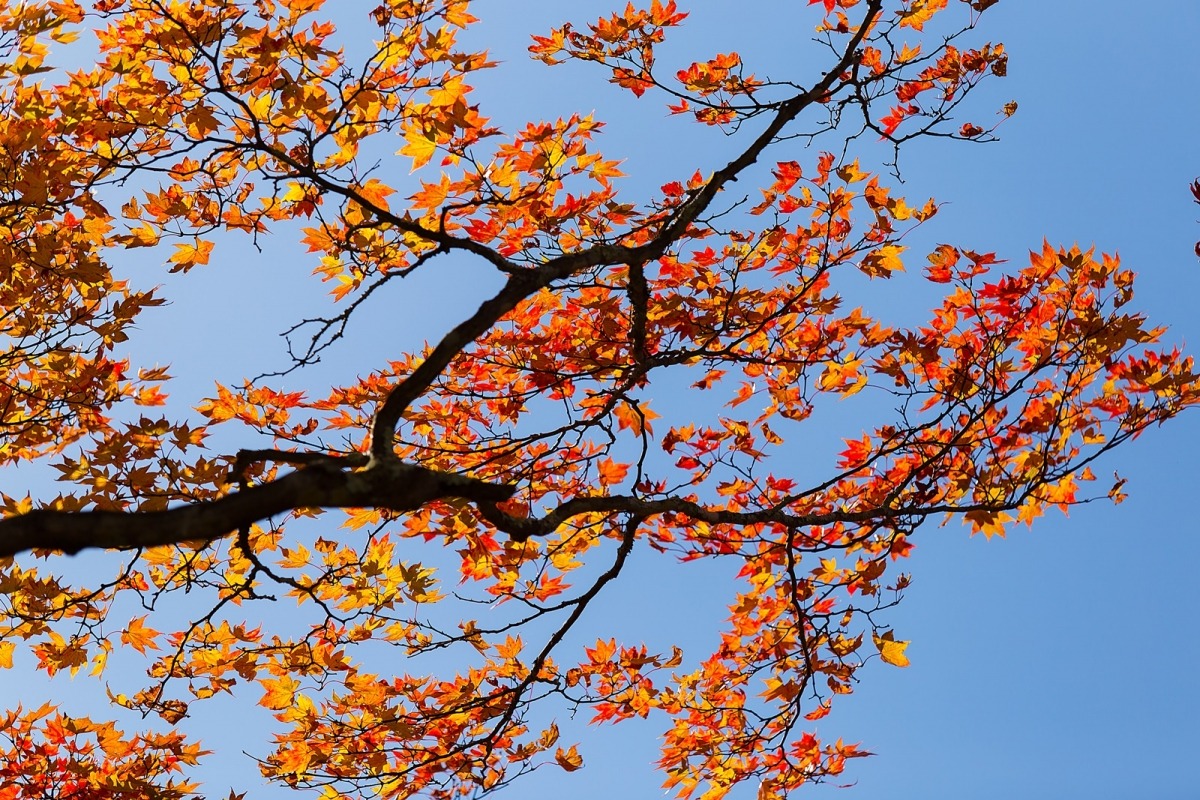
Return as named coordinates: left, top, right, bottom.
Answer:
left=0, top=460, right=513, bottom=559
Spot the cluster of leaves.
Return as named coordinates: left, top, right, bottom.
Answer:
left=0, top=1, right=167, bottom=466
left=0, top=1, right=1195, bottom=799
left=0, top=704, right=204, bottom=800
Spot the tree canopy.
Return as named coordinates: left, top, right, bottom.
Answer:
left=0, top=1, right=1196, bottom=798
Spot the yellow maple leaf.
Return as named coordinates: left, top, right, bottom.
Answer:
left=167, top=238, right=215, bottom=272
left=898, top=0, right=948, bottom=31
left=260, top=675, right=300, bottom=710
left=355, top=178, right=395, bottom=213
left=399, top=127, right=438, bottom=171
left=873, top=630, right=910, bottom=667
left=860, top=244, right=906, bottom=278
left=614, top=400, right=660, bottom=434
left=120, top=615, right=161, bottom=655
left=124, top=223, right=160, bottom=248
left=964, top=508, right=1013, bottom=539
left=555, top=744, right=584, bottom=771
left=836, top=158, right=869, bottom=183
left=185, top=104, right=220, bottom=138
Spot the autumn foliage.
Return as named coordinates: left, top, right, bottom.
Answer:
left=0, top=1, right=1195, bottom=798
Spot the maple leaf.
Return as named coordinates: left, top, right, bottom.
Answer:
left=964, top=509, right=1013, bottom=539
left=120, top=616, right=161, bottom=655
left=597, top=457, right=630, bottom=485
left=260, top=676, right=301, bottom=710
left=400, top=126, right=439, bottom=171
left=555, top=744, right=585, bottom=771
left=872, top=630, right=911, bottom=667
left=898, top=0, right=948, bottom=31
left=805, top=701, right=833, bottom=721
left=167, top=238, right=215, bottom=273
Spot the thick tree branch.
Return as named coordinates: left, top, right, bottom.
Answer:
left=0, top=461, right=513, bottom=559
left=627, top=259, right=649, bottom=365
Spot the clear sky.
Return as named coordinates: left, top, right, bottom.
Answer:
left=3, top=2, right=1199, bottom=799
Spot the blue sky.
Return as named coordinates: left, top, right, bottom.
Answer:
left=3, top=2, right=1199, bottom=799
